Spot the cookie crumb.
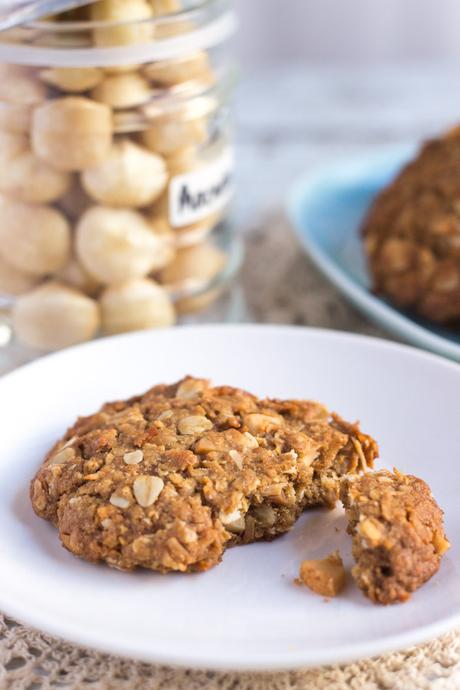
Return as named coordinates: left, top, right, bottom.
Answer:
left=298, top=551, right=346, bottom=598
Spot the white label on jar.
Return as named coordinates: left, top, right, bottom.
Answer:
left=169, top=148, right=234, bottom=228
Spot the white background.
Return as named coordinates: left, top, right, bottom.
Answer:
left=234, top=0, right=460, bottom=64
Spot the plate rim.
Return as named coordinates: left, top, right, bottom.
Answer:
left=286, top=146, right=460, bottom=363
left=3, top=587, right=460, bottom=672
left=1, top=323, right=460, bottom=671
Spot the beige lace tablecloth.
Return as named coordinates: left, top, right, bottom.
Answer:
left=2, top=215, right=459, bottom=690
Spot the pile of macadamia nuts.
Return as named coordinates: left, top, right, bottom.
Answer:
left=0, top=0, right=236, bottom=351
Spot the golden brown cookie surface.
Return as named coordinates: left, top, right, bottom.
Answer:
left=341, top=470, right=449, bottom=604
left=31, top=377, right=378, bottom=573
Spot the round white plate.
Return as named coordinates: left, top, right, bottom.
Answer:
left=0, top=325, right=459, bottom=671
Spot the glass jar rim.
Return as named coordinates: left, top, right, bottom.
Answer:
left=0, top=0, right=236, bottom=67
left=30, top=0, right=221, bottom=32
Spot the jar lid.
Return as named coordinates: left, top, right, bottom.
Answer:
left=0, top=1, right=236, bottom=67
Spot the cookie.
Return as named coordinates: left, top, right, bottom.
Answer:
left=341, top=470, right=450, bottom=604
left=31, top=377, right=378, bottom=573
left=362, top=127, right=460, bottom=323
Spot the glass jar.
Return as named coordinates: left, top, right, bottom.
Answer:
left=0, top=0, right=239, bottom=358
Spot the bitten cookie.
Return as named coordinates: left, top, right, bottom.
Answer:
left=31, top=377, right=378, bottom=573
left=341, top=470, right=450, bottom=604
left=362, top=126, right=460, bottom=324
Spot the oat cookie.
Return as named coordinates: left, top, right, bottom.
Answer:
left=31, top=377, right=378, bottom=573
left=341, top=470, right=450, bottom=604
left=362, top=126, right=460, bottom=323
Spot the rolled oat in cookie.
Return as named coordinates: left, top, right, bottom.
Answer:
left=341, top=470, right=450, bottom=605
left=30, top=377, right=378, bottom=573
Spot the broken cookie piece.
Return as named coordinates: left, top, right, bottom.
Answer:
left=298, top=551, right=346, bottom=598
left=341, top=470, right=450, bottom=605
left=30, top=377, right=378, bottom=573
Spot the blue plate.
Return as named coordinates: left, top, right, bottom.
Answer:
left=287, top=145, right=460, bottom=363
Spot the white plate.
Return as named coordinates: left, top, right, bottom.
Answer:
left=0, top=325, right=459, bottom=671
left=287, top=145, right=460, bottom=363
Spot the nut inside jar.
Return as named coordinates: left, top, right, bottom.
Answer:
left=0, top=0, right=238, bottom=352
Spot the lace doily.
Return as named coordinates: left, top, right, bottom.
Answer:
left=1, top=613, right=460, bottom=690
left=1, top=214, right=458, bottom=690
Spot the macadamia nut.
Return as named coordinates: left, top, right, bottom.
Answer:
left=40, top=67, right=104, bottom=93
left=55, top=257, right=101, bottom=297
left=100, top=278, right=175, bottom=334
left=82, top=139, right=167, bottom=208
left=0, top=103, right=32, bottom=134
left=141, top=114, right=207, bottom=155
left=0, top=196, right=71, bottom=276
left=0, top=6, right=232, bottom=338
left=0, top=132, right=71, bottom=203
left=150, top=0, right=182, bottom=16
left=91, top=72, right=151, bottom=109
left=158, top=242, right=226, bottom=314
left=91, top=0, right=154, bottom=47
left=0, top=254, right=38, bottom=296
left=165, top=146, right=200, bottom=172
left=13, top=282, right=100, bottom=350
left=150, top=215, right=174, bottom=240
left=143, top=51, right=211, bottom=87
left=76, top=206, right=173, bottom=284
left=0, top=130, right=27, bottom=159
left=32, top=97, right=113, bottom=171
left=0, top=65, right=44, bottom=135
left=0, top=64, right=45, bottom=106
left=158, top=242, right=226, bottom=287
